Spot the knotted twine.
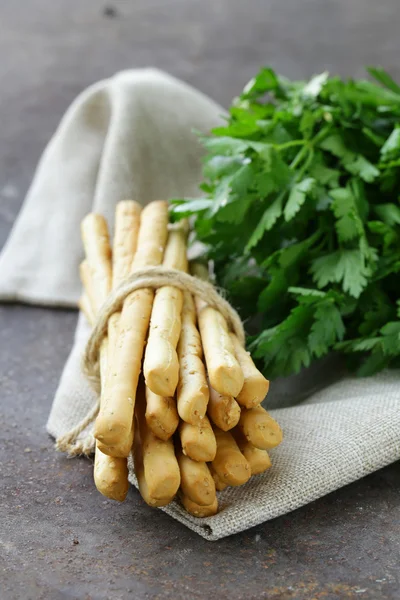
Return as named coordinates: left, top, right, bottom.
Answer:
left=55, top=266, right=245, bottom=455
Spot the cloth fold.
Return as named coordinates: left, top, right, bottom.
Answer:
left=0, top=68, right=223, bottom=305
left=1, top=68, right=399, bottom=541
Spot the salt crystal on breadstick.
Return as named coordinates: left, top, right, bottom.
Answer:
left=237, top=405, right=283, bottom=450
left=143, top=223, right=188, bottom=397
left=135, top=383, right=180, bottom=505
left=180, top=493, right=218, bottom=518
left=207, top=382, right=240, bottom=431
left=230, top=334, right=270, bottom=408
left=232, top=428, right=272, bottom=475
left=212, top=427, right=250, bottom=487
left=177, top=450, right=216, bottom=506
left=179, top=415, right=216, bottom=462
left=191, top=263, right=244, bottom=397
left=94, top=201, right=169, bottom=454
left=145, top=387, right=179, bottom=441
left=176, top=291, right=209, bottom=424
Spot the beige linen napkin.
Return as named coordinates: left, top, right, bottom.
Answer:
left=1, top=69, right=399, bottom=541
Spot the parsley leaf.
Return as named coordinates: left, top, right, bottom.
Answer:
left=310, top=248, right=372, bottom=297
left=330, top=185, right=365, bottom=242
left=380, top=127, right=400, bottom=162
left=171, top=66, right=400, bottom=381
left=284, top=177, right=316, bottom=221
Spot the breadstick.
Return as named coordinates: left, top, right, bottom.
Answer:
left=191, top=263, right=244, bottom=397
left=209, top=464, right=228, bottom=491
left=179, top=416, right=217, bottom=462
left=81, top=214, right=112, bottom=312
left=176, top=292, right=209, bottom=424
left=180, top=493, right=218, bottom=518
left=79, top=252, right=129, bottom=501
left=144, top=224, right=188, bottom=397
left=177, top=450, right=216, bottom=506
left=93, top=449, right=130, bottom=500
left=94, top=314, right=133, bottom=457
left=96, top=437, right=133, bottom=457
left=94, top=336, right=129, bottom=500
left=230, top=334, right=270, bottom=408
left=212, top=428, right=250, bottom=486
left=207, top=382, right=240, bottom=431
left=134, top=433, right=166, bottom=508
left=237, top=405, right=283, bottom=450
left=112, top=200, right=142, bottom=288
left=135, top=383, right=180, bottom=505
left=232, top=429, right=272, bottom=475
left=95, top=201, right=169, bottom=453
left=79, top=261, right=98, bottom=319
left=145, top=387, right=179, bottom=441
left=79, top=293, right=95, bottom=325
left=98, top=200, right=143, bottom=456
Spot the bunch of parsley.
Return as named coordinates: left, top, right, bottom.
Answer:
left=171, top=67, right=400, bottom=378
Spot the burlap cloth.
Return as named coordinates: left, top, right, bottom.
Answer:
left=1, top=69, right=399, bottom=541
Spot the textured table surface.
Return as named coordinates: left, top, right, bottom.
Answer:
left=1, top=1, right=400, bottom=598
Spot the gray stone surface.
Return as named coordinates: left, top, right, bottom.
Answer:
left=1, top=1, right=400, bottom=598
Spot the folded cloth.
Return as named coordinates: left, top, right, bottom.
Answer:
left=1, top=69, right=399, bottom=540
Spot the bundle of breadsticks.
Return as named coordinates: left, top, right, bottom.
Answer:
left=79, top=199, right=283, bottom=518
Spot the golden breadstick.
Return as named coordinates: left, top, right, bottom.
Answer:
left=81, top=214, right=112, bottom=312
left=112, top=200, right=142, bottom=288
left=209, top=464, right=228, bottom=491
left=177, top=450, right=216, bottom=506
left=196, top=304, right=244, bottom=397
left=230, top=334, right=270, bottom=408
left=134, top=434, right=166, bottom=508
left=135, top=384, right=180, bottom=504
left=79, top=261, right=98, bottom=319
left=98, top=200, right=142, bottom=455
left=180, top=416, right=217, bottom=462
left=95, top=201, right=169, bottom=453
left=176, top=292, right=209, bottom=424
left=79, top=293, right=95, bottom=325
left=93, top=450, right=129, bottom=501
left=145, top=387, right=179, bottom=441
left=94, top=336, right=129, bottom=500
left=94, top=313, right=133, bottom=456
left=238, top=405, right=283, bottom=450
left=79, top=232, right=112, bottom=407
left=207, top=382, right=240, bottom=431
left=212, top=428, right=251, bottom=486
left=80, top=261, right=129, bottom=501
left=232, top=429, right=272, bottom=475
left=96, top=437, right=133, bottom=457
left=191, top=263, right=244, bottom=397
left=180, top=493, right=218, bottom=517
left=143, top=224, right=188, bottom=397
